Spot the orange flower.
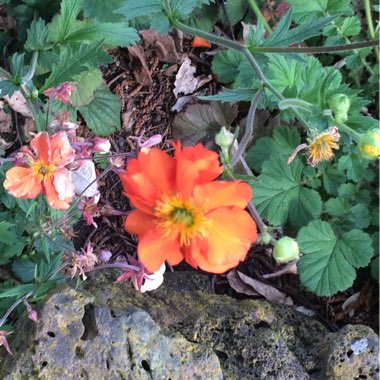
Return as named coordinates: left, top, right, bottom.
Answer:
left=119, top=142, right=257, bottom=274
left=191, top=36, right=212, bottom=48
left=4, top=132, right=75, bottom=209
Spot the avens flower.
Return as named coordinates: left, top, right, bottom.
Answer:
left=65, top=243, right=98, bottom=280
left=119, top=142, right=257, bottom=274
left=288, top=127, right=340, bottom=167
left=359, top=129, right=380, bottom=159
left=4, top=132, right=75, bottom=209
left=0, top=330, right=12, bottom=355
left=44, top=82, right=76, bottom=105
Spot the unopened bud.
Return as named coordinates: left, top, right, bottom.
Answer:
left=215, top=127, right=234, bottom=150
left=359, top=129, right=380, bottom=160
left=91, top=138, right=111, bottom=153
left=328, top=94, right=350, bottom=124
left=273, top=237, right=300, bottom=264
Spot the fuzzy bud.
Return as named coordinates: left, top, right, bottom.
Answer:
left=328, top=94, right=350, bottom=124
left=215, top=127, right=234, bottom=150
left=359, top=129, right=380, bottom=159
left=273, top=237, right=300, bottom=264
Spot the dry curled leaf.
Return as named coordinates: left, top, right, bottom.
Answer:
left=227, top=269, right=293, bottom=305
left=127, top=45, right=152, bottom=84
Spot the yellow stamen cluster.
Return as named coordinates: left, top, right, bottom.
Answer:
left=308, top=127, right=340, bottom=166
left=31, top=160, right=55, bottom=181
left=154, top=194, right=210, bottom=246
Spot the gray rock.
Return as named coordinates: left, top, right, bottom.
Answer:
left=0, top=271, right=378, bottom=380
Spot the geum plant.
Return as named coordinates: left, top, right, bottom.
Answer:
left=0, top=0, right=378, bottom=355
left=117, top=0, right=379, bottom=296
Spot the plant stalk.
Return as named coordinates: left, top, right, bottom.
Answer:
left=246, top=0, right=272, bottom=34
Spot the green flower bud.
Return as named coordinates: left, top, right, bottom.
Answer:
left=215, top=126, right=234, bottom=150
left=257, top=231, right=273, bottom=245
left=273, top=237, right=300, bottom=264
left=328, top=94, right=350, bottom=124
left=359, top=129, right=380, bottom=160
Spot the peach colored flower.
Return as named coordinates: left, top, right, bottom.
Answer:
left=4, top=131, right=75, bottom=209
left=119, top=142, right=257, bottom=274
left=43, top=82, right=76, bottom=105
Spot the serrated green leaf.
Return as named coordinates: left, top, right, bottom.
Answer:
left=219, top=0, right=248, bottom=26
left=246, top=126, right=300, bottom=171
left=324, top=16, right=361, bottom=37
left=322, top=167, right=345, bottom=195
left=40, top=42, right=110, bottom=92
left=212, top=50, right=244, bottom=83
left=253, top=157, right=322, bottom=226
left=48, top=0, right=84, bottom=43
left=71, top=69, right=104, bottom=107
left=325, top=197, right=349, bottom=217
left=297, top=220, right=373, bottom=296
left=337, top=183, right=356, bottom=199
left=150, top=14, right=172, bottom=34
left=25, top=18, right=49, bottom=51
left=64, top=21, right=139, bottom=47
left=78, top=84, right=121, bottom=136
left=0, top=221, right=16, bottom=245
left=263, top=9, right=337, bottom=48
left=0, top=283, right=35, bottom=298
left=170, top=0, right=211, bottom=19
left=188, top=3, right=218, bottom=32
left=83, top=0, right=125, bottom=22
left=115, top=0, right=162, bottom=19
left=0, top=80, right=18, bottom=97
left=172, top=102, right=238, bottom=146
left=338, top=154, right=369, bottom=182
left=12, top=259, right=36, bottom=283
left=348, top=204, right=370, bottom=229
left=286, top=0, right=352, bottom=23
left=10, top=53, right=25, bottom=81
left=198, top=88, right=256, bottom=103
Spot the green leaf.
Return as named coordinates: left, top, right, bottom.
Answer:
left=338, top=154, right=369, bottom=182
left=78, top=84, right=121, bottom=136
left=219, top=0, right=248, bottom=26
left=348, top=204, right=370, bottom=229
left=198, top=88, right=256, bottom=103
left=48, top=0, right=84, bottom=43
left=325, top=197, right=349, bottom=217
left=212, top=50, right=244, bottom=83
left=246, top=126, right=300, bottom=171
left=70, top=69, right=104, bottom=107
left=286, top=0, right=352, bottom=23
left=115, top=0, right=162, bottom=19
left=10, top=53, right=25, bottom=81
left=322, top=167, right=345, bottom=195
left=263, top=9, right=337, bottom=47
left=188, top=3, right=218, bottom=32
left=172, top=102, right=238, bottom=146
left=64, top=21, right=139, bottom=47
left=12, top=259, right=36, bottom=283
left=0, top=283, right=35, bottom=298
left=170, top=0, right=212, bottom=19
left=25, top=18, right=49, bottom=51
left=0, top=221, right=16, bottom=245
left=40, top=42, right=110, bottom=92
left=83, top=0, right=126, bottom=22
left=252, top=157, right=322, bottom=227
left=0, top=80, right=19, bottom=97
left=324, top=16, right=361, bottom=37
left=297, top=220, right=374, bottom=296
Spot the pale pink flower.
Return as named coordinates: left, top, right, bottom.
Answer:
left=44, top=82, right=76, bottom=105
left=0, top=330, right=12, bottom=355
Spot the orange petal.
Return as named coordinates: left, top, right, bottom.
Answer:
left=193, top=181, right=252, bottom=212
left=43, top=178, right=71, bottom=209
left=124, top=209, right=156, bottom=235
left=3, top=166, right=42, bottom=199
left=30, top=132, right=51, bottom=164
left=50, top=131, right=75, bottom=166
left=174, top=141, right=223, bottom=196
left=53, top=168, right=74, bottom=201
left=185, top=207, right=257, bottom=273
left=191, top=36, right=212, bottom=48
left=138, top=228, right=182, bottom=273
left=119, top=149, right=176, bottom=212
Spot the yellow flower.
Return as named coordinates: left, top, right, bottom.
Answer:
left=287, top=127, right=340, bottom=167
left=308, top=127, right=340, bottom=166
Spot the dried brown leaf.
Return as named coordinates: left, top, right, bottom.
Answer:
left=227, top=269, right=259, bottom=296
left=127, top=45, right=152, bottom=84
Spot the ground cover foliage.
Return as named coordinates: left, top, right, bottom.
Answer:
left=0, top=0, right=378, bottom=354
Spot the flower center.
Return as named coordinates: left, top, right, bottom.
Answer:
left=154, top=194, right=210, bottom=246
left=31, top=160, right=55, bottom=181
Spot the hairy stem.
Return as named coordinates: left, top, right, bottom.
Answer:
left=364, top=0, right=379, bottom=61
left=246, top=0, right=272, bottom=34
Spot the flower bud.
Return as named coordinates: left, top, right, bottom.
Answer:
left=328, top=94, right=350, bottom=124
left=91, top=138, right=111, bottom=153
left=273, top=237, right=300, bottom=264
left=359, top=129, right=380, bottom=159
left=215, top=127, right=234, bottom=150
